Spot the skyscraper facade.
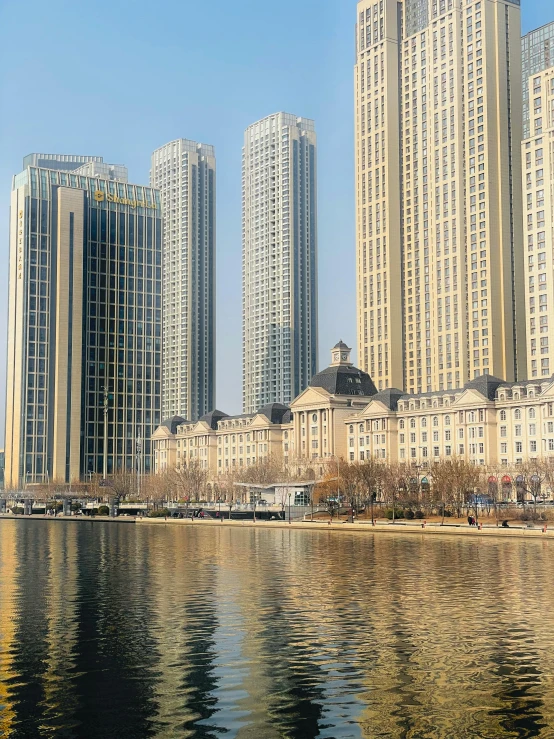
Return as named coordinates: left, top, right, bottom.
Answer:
left=5, top=156, right=162, bottom=488
left=242, top=113, right=318, bottom=414
left=355, top=0, right=526, bottom=395
left=521, top=43, right=554, bottom=378
left=522, top=22, right=554, bottom=139
left=151, top=139, right=216, bottom=422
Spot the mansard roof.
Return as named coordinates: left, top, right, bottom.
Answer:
left=160, top=416, right=186, bottom=434
left=309, top=364, right=377, bottom=397
left=257, top=402, right=291, bottom=424
left=198, top=409, right=229, bottom=430
left=463, top=374, right=505, bottom=401
left=370, top=388, right=405, bottom=411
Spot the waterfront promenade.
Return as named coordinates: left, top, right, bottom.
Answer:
left=1, top=513, right=553, bottom=540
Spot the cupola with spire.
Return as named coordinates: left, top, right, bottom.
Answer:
left=330, top=340, right=352, bottom=367
left=308, top=341, right=377, bottom=396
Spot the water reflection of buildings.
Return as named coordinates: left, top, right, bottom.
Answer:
left=0, top=521, right=17, bottom=736
left=2, top=523, right=554, bottom=737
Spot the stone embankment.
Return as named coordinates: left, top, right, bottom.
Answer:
left=2, top=514, right=553, bottom=540
left=136, top=517, right=554, bottom=540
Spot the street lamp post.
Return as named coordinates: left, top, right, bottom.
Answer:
left=136, top=430, right=143, bottom=500
left=370, top=490, right=375, bottom=526
left=102, top=387, right=109, bottom=482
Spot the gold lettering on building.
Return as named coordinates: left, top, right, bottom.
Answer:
left=93, top=190, right=157, bottom=210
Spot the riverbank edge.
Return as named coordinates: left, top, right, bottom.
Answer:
left=1, top=514, right=552, bottom=540
left=136, top=518, right=553, bottom=539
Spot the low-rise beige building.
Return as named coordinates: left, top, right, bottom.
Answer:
left=152, top=343, right=554, bottom=483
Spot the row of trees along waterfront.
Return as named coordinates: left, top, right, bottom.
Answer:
left=7, top=457, right=554, bottom=522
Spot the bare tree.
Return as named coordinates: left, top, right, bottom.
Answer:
left=450, top=458, right=481, bottom=519
left=108, top=471, right=136, bottom=501
left=430, top=460, right=457, bottom=523
left=236, top=456, right=288, bottom=486
left=141, top=472, right=173, bottom=509
left=518, top=460, right=549, bottom=519
left=381, top=463, right=408, bottom=522
left=169, top=460, right=208, bottom=504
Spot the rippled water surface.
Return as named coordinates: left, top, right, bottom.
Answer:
left=1, top=521, right=554, bottom=738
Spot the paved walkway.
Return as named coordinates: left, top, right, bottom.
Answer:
left=135, top=517, right=554, bottom=540
left=2, top=514, right=552, bottom=540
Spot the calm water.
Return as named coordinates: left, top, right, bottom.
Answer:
left=1, top=521, right=554, bottom=738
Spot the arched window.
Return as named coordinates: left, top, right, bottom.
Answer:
left=433, top=416, right=439, bottom=427
left=312, top=413, right=318, bottom=423
left=399, top=419, right=405, bottom=429
left=529, top=408, right=536, bottom=419
left=410, top=418, right=416, bottom=429
left=445, top=415, right=451, bottom=426
left=499, top=410, right=506, bottom=421
left=349, top=425, right=354, bottom=434
left=359, top=423, right=364, bottom=432
left=514, top=409, right=522, bottom=420
left=421, top=418, right=427, bottom=428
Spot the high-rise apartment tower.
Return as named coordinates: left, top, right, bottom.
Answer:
left=5, top=155, right=162, bottom=488
left=522, top=22, right=554, bottom=139
left=242, top=113, right=318, bottom=414
left=521, top=23, right=554, bottom=379
left=151, top=140, right=216, bottom=422
left=355, top=0, right=526, bottom=394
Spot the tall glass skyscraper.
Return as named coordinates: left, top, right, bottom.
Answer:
left=5, top=155, right=162, bottom=488
left=242, top=113, right=318, bottom=414
left=151, top=140, right=216, bottom=422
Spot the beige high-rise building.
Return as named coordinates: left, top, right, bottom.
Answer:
left=242, top=113, right=318, bottom=414
left=355, top=0, right=526, bottom=395
left=522, top=63, right=554, bottom=379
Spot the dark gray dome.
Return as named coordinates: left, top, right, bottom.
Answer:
left=309, top=365, right=377, bottom=397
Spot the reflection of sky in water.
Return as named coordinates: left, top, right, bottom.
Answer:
left=1, top=521, right=554, bottom=738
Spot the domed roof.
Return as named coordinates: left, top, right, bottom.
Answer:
left=333, top=340, right=351, bottom=351
left=309, top=364, right=377, bottom=397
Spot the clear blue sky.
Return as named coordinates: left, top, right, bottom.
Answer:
left=0, top=0, right=552, bottom=444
